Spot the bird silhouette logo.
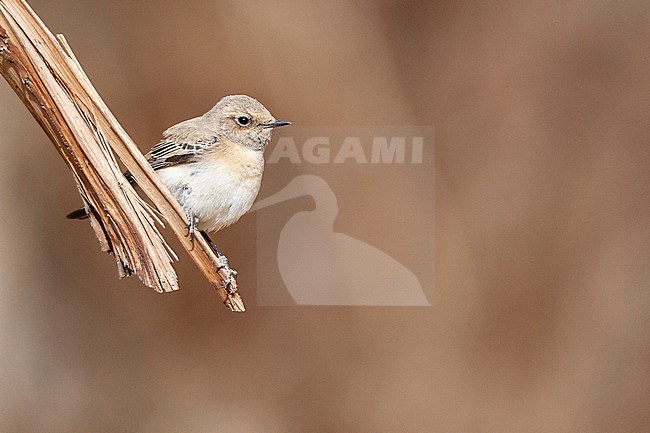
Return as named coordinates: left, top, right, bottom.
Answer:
left=249, top=175, right=430, bottom=306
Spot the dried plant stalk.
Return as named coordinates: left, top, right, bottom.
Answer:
left=0, top=0, right=244, bottom=311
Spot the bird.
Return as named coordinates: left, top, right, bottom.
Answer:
left=67, top=94, right=291, bottom=284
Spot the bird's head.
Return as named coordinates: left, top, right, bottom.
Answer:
left=208, top=95, right=290, bottom=151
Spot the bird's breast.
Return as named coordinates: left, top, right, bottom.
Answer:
left=156, top=146, right=264, bottom=232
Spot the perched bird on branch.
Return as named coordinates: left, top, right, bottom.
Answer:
left=68, top=94, right=290, bottom=283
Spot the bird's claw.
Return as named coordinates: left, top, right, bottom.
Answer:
left=216, top=254, right=238, bottom=292
left=199, top=230, right=238, bottom=292
left=185, top=214, right=200, bottom=241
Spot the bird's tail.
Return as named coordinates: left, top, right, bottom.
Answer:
left=66, top=170, right=136, bottom=220
left=66, top=207, right=89, bottom=220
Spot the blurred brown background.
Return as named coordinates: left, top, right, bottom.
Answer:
left=1, top=1, right=649, bottom=432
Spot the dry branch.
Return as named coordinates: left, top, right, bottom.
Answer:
left=0, top=0, right=244, bottom=312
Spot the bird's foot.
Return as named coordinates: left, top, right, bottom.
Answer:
left=199, top=230, right=238, bottom=291
left=216, top=254, right=238, bottom=291
left=185, top=214, right=200, bottom=241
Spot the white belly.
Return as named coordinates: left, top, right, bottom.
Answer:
left=156, top=159, right=262, bottom=232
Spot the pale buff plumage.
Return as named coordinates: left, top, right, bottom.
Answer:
left=155, top=134, right=266, bottom=232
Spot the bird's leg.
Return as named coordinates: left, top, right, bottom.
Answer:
left=185, top=213, right=200, bottom=241
left=180, top=185, right=199, bottom=241
left=200, top=230, right=238, bottom=288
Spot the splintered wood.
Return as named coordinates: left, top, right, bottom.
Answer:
left=0, top=0, right=245, bottom=312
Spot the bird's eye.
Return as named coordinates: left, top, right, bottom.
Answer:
left=236, top=116, right=251, bottom=126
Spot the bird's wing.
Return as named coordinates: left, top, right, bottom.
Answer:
left=145, top=117, right=221, bottom=171
left=122, top=117, right=221, bottom=183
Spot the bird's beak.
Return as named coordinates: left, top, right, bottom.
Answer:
left=262, top=120, right=292, bottom=129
